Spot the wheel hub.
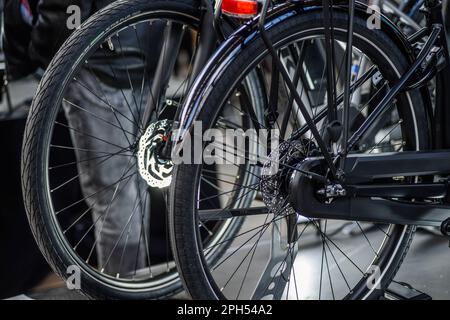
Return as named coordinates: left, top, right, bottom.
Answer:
left=260, top=139, right=314, bottom=216
left=137, top=119, right=173, bottom=188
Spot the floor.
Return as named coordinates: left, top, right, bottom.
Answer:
left=395, top=229, right=450, bottom=299
left=4, top=228, right=447, bottom=300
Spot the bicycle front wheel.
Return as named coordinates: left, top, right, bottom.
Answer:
left=23, top=0, right=207, bottom=299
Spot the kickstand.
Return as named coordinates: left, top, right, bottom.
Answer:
left=383, top=281, right=432, bottom=300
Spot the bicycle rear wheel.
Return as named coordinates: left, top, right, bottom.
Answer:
left=170, top=7, right=430, bottom=300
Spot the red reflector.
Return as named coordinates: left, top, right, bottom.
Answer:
left=221, top=0, right=258, bottom=18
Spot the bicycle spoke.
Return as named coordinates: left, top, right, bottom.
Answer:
left=55, top=167, right=136, bottom=215
left=62, top=98, right=137, bottom=138
left=84, top=157, right=136, bottom=262
left=54, top=121, right=127, bottom=150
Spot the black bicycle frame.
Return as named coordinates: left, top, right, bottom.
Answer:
left=256, top=0, right=450, bottom=227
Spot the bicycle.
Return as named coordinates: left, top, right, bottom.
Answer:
left=169, top=0, right=450, bottom=299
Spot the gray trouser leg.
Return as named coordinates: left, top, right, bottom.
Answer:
left=63, top=69, right=148, bottom=275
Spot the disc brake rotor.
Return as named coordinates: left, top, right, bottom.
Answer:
left=137, top=119, right=173, bottom=188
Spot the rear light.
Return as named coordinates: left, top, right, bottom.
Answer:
left=221, top=0, right=258, bottom=18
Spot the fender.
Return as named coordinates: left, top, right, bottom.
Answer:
left=172, top=0, right=431, bottom=156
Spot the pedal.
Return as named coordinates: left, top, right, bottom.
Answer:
left=383, top=281, right=432, bottom=300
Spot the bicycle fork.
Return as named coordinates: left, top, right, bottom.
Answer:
left=141, top=0, right=218, bottom=131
